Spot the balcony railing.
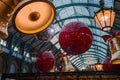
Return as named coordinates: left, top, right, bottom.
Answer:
left=1, top=71, right=120, bottom=80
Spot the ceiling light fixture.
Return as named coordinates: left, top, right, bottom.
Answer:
left=12, top=0, right=56, bottom=34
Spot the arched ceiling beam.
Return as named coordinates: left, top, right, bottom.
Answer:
left=56, top=3, right=100, bottom=10
left=53, top=16, right=110, bottom=34
left=53, top=16, right=94, bottom=24
left=70, top=51, right=105, bottom=63
left=89, top=47, right=106, bottom=54
left=92, top=43, right=107, bottom=51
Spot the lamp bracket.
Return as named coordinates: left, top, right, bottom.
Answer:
left=99, top=0, right=104, bottom=8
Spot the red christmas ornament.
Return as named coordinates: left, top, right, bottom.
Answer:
left=35, top=51, right=55, bottom=72
left=102, top=56, right=120, bottom=71
left=103, top=64, right=120, bottom=71
left=59, top=22, right=92, bottom=55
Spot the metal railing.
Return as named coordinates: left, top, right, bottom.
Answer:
left=1, top=71, right=120, bottom=80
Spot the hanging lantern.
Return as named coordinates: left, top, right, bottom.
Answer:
left=36, top=25, right=55, bottom=42
left=12, top=0, right=56, bottom=34
left=94, top=0, right=115, bottom=31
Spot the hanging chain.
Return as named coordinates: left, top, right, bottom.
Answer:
left=99, top=0, right=104, bottom=8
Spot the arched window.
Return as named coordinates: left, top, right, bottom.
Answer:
left=8, top=60, right=18, bottom=73
left=22, top=65, right=29, bottom=73
left=9, top=64, right=16, bottom=73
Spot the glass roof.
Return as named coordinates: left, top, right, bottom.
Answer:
left=0, top=0, right=115, bottom=71
left=49, top=0, right=114, bottom=70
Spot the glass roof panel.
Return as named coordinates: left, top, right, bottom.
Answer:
left=50, top=0, right=113, bottom=70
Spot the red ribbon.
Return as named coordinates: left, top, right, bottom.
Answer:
left=102, top=31, right=120, bottom=42
left=58, top=54, right=71, bottom=59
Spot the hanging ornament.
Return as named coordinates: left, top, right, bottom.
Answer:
left=35, top=51, right=55, bottom=72
left=36, top=25, right=55, bottom=42
left=102, top=31, right=120, bottom=64
left=59, top=22, right=93, bottom=55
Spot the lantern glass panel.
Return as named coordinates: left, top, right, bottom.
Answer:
left=94, top=9, right=115, bottom=31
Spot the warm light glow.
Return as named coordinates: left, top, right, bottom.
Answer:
left=12, top=1, right=55, bottom=34
left=0, top=21, right=8, bottom=38
left=31, top=57, right=37, bottom=62
left=95, top=64, right=103, bottom=71
left=81, top=67, right=86, bottom=70
left=101, top=16, right=108, bottom=21
left=94, top=9, right=115, bottom=31
left=111, top=59, right=120, bottom=64
left=0, top=0, right=15, bottom=39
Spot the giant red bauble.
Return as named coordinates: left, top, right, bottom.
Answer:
left=59, top=22, right=92, bottom=55
left=35, top=51, right=55, bottom=72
